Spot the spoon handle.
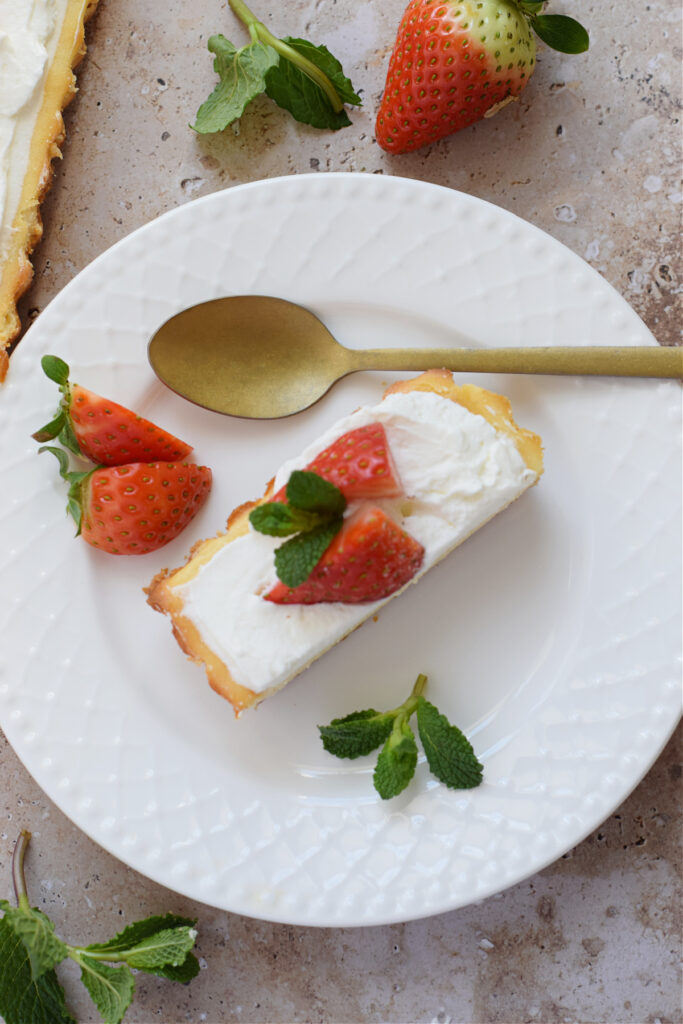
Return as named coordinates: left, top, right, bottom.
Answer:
left=350, top=345, right=682, bottom=379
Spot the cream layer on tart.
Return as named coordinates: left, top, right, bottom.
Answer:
left=148, top=372, right=544, bottom=715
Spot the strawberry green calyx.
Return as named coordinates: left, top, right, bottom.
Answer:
left=32, top=356, right=80, bottom=455
left=38, top=446, right=93, bottom=534
left=529, top=12, right=589, bottom=54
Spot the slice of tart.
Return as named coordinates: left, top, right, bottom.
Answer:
left=0, top=0, right=99, bottom=381
left=147, top=370, right=544, bottom=715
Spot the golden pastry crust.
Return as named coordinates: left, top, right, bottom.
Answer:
left=146, top=373, right=544, bottom=716
left=0, top=0, right=99, bottom=382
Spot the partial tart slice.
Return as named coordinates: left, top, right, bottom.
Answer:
left=0, top=0, right=99, bottom=381
left=147, top=371, right=544, bottom=716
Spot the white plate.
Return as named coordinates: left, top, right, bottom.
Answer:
left=0, top=174, right=680, bottom=926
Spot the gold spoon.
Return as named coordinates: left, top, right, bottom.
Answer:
left=148, top=295, right=683, bottom=419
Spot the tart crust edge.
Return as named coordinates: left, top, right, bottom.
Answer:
left=0, top=0, right=100, bottom=382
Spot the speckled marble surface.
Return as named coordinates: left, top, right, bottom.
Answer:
left=2, top=0, right=682, bottom=1021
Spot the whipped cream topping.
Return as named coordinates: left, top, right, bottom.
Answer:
left=0, top=0, right=65, bottom=262
left=177, top=390, right=537, bottom=695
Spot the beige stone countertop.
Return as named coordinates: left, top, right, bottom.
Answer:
left=2, top=0, right=681, bottom=1021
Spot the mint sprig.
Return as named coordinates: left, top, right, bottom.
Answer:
left=0, top=832, right=199, bottom=1024
left=250, top=469, right=346, bottom=587
left=318, top=675, right=484, bottom=800
left=192, top=0, right=361, bottom=135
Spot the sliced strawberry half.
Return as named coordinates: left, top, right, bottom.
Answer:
left=32, top=355, right=192, bottom=466
left=40, top=447, right=212, bottom=555
left=266, top=505, right=424, bottom=604
left=272, top=423, right=402, bottom=503
left=80, top=462, right=212, bottom=554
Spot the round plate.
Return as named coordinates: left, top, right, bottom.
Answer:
left=0, top=174, right=680, bottom=926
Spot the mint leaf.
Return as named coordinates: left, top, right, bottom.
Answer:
left=0, top=904, right=68, bottom=980
left=192, top=35, right=279, bottom=133
left=144, top=952, right=200, bottom=983
left=280, top=38, right=361, bottom=106
left=416, top=698, right=484, bottom=789
left=319, top=709, right=396, bottom=759
left=41, top=355, right=69, bottom=386
left=285, top=470, right=346, bottom=515
left=0, top=914, right=75, bottom=1024
left=249, top=502, right=323, bottom=537
left=531, top=14, right=589, bottom=54
left=77, top=956, right=135, bottom=1024
left=274, top=520, right=341, bottom=587
left=118, top=926, right=197, bottom=971
left=84, top=913, right=196, bottom=956
left=374, top=716, right=418, bottom=800
left=265, top=37, right=359, bottom=130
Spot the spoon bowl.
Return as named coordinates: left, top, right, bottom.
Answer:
left=148, top=295, right=683, bottom=419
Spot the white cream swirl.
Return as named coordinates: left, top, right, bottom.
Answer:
left=0, top=0, right=64, bottom=261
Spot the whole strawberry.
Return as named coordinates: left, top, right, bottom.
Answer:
left=33, top=354, right=192, bottom=465
left=375, top=0, right=588, bottom=154
left=40, top=447, right=212, bottom=554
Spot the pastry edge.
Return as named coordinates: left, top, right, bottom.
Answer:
left=0, top=0, right=100, bottom=382
left=146, top=370, right=544, bottom=716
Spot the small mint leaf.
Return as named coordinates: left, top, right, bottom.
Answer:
left=530, top=14, right=589, bottom=54
left=282, top=38, right=361, bottom=106
left=373, top=716, right=418, bottom=799
left=0, top=914, right=75, bottom=1024
left=249, top=502, right=323, bottom=537
left=319, top=709, right=396, bottom=759
left=0, top=905, right=68, bottom=981
left=84, top=913, right=196, bottom=955
left=118, top=926, right=197, bottom=971
left=285, top=470, right=346, bottom=515
left=265, top=38, right=359, bottom=130
left=416, top=698, right=484, bottom=789
left=274, top=520, right=341, bottom=587
left=143, top=951, right=200, bottom=983
left=40, top=355, right=69, bottom=386
left=77, top=956, right=135, bottom=1024
left=192, top=35, right=279, bottom=133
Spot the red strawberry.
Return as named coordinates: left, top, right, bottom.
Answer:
left=40, top=447, right=212, bottom=554
left=266, top=505, right=424, bottom=604
left=32, top=355, right=192, bottom=465
left=272, top=424, right=402, bottom=502
left=375, top=0, right=588, bottom=154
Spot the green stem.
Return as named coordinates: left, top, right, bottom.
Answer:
left=12, top=830, right=32, bottom=911
left=69, top=946, right=128, bottom=962
left=388, top=674, right=428, bottom=720
left=228, top=0, right=345, bottom=112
